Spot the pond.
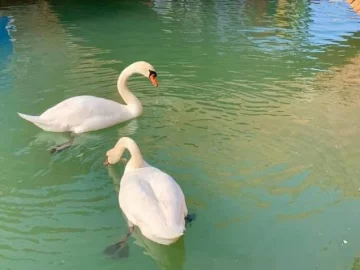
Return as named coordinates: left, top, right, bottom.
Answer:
left=1, top=0, right=360, bottom=269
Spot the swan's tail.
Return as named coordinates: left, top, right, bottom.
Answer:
left=17, top=112, right=52, bottom=130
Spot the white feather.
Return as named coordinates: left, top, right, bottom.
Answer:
left=107, top=137, right=188, bottom=245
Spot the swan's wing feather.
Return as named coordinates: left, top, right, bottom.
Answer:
left=41, top=96, right=122, bottom=120
left=147, top=169, right=187, bottom=226
left=119, top=168, right=186, bottom=238
left=40, top=96, right=129, bottom=132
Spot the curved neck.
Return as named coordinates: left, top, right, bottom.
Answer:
left=114, top=137, right=144, bottom=169
left=117, top=64, right=143, bottom=115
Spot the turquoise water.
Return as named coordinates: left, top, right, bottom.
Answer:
left=1, top=0, right=360, bottom=269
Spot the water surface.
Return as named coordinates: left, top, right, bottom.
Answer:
left=1, top=0, right=360, bottom=269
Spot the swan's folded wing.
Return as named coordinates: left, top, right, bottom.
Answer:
left=41, top=96, right=128, bottom=127
left=119, top=171, right=186, bottom=239
left=147, top=170, right=187, bottom=228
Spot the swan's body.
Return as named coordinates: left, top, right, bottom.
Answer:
left=18, top=95, right=136, bottom=133
left=104, top=137, right=189, bottom=246
left=17, top=61, right=158, bottom=134
left=120, top=165, right=187, bottom=245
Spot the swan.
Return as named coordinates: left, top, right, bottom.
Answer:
left=17, top=61, right=158, bottom=153
left=103, top=137, right=195, bottom=258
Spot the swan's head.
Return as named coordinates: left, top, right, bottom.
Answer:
left=133, top=61, right=158, bottom=87
left=104, top=147, right=124, bottom=166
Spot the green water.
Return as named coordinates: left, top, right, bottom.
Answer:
left=1, top=0, right=360, bottom=269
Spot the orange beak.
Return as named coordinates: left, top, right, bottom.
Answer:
left=150, top=74, right=158, bottom=87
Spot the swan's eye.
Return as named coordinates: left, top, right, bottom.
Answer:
left=149, top=70, right=157, bottom=78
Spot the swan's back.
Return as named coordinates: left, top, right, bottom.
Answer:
left=119, top=166, right=187, bottom=243
left=40, top=95, right=133, bottom=132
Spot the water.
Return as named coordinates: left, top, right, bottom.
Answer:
left=1, top=0, right=360, bottom=269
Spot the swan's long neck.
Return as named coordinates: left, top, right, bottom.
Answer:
left=114, top=137, right=144, bottom=169
left=117, top=65, right=143, bottom=116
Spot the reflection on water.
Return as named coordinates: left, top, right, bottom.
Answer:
left=1, top=0, right=360, bottom=269
left=133, top=231, right=186, bottom=270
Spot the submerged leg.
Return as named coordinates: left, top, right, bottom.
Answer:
left=104, top=226, right=134, bottom=259
left=185, top=213, right=196, bottom=227
left=50, top=133, right=76, bottom=154
left=120, top=158, right=128, bottom=164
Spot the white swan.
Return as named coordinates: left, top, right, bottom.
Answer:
left=17, top=61, right=158, bottom=153
left=103, top=137, right=195, bottom=257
